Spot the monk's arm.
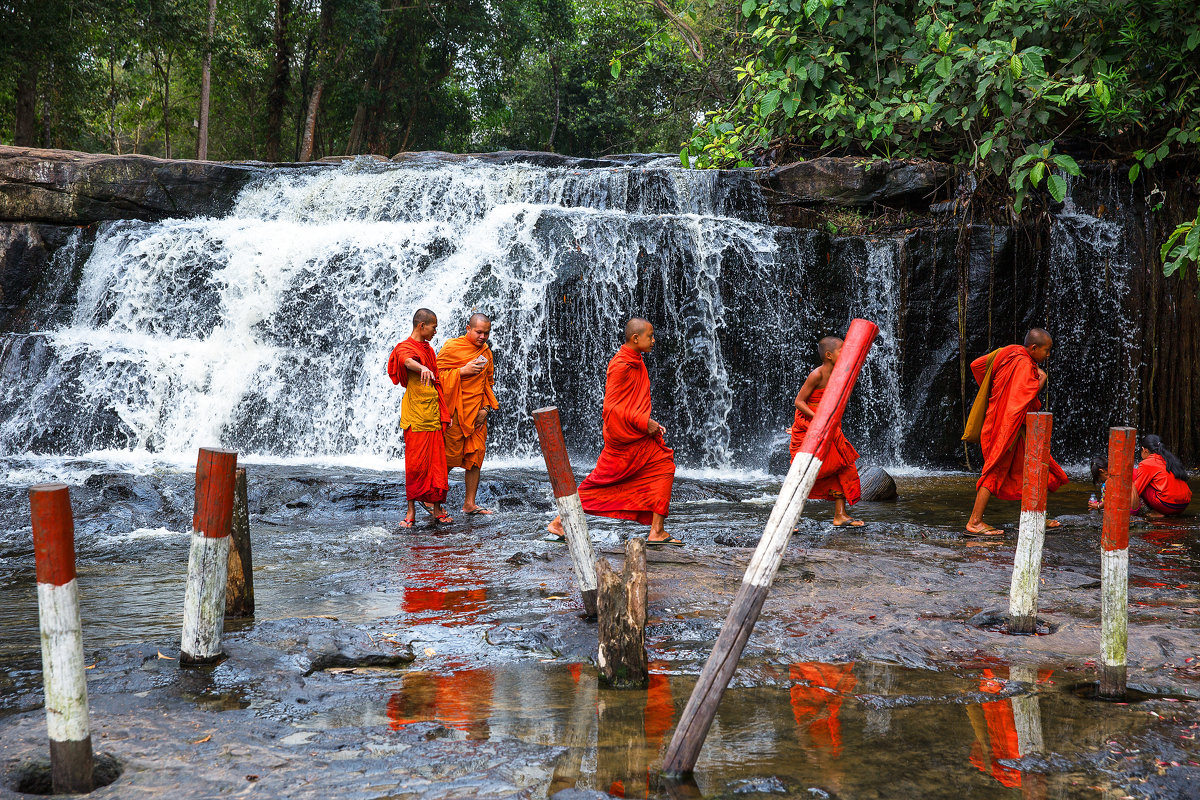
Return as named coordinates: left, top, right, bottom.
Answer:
left=1037, top=368, right=1048, bottom=391
left=793, top=371, right=821, bottom=419
left=404, top=357, right=434, bottom=386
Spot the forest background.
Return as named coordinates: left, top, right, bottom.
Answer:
left=0, top=1, right=1198, bottom=266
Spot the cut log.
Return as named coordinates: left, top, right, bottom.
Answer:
left=596, top=538, right=648, bottom=688
left=857, top=466, right=897, bottom=501
left=225, top=468, right=254, bottom=618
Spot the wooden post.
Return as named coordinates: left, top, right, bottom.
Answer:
left=224, top=468, right=254, bottom=618
left=29, top=483, right=94, bottom=794
left=1008, top=412, right=1053, bottom=634
left=1009, top=665, right=1044, bottom=757
left=1100, top=427, right=1135, bottom=699
left=181, top=447, right=238, bottom=665
left=596, top=538, right=648, bottom=688
left=661, top=318, right=878, bottom=776
left=533, top=406, right=598, bottom=618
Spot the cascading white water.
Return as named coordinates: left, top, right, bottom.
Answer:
left=0, top=158, right=914, bottom=470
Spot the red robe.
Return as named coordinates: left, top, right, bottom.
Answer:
left=789, top=387, right=862, bottom=505
left=578, top=344, right=676, bottom=525
left=388, top=337, right=451, bottom=503
left=789, top=662, right=857, bottom=758
left=971, top=345, right=1068, bottom=501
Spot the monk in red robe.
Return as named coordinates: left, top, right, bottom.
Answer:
left=789, top=336, right=863, bottom=526
left=388, top=308, right=452, bottom=528
left=963, top=328, right=1068, bottom=536
left=548, top=318, right=679, bottom=545
left=437, top=313, right=500, bottom=515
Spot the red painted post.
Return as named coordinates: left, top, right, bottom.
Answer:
left=1008, top=412, right=1053, bottom=634
left=1100, top=427, right=1136, bottom=698
left=662, top=318, right=878, bottom=776
left=181, top=447, right=238, bottom=665
left=533, top=407, right=597, bottom=617
left=29, top=483, right=94, bottom=794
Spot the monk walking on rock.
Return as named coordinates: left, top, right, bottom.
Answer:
left=548, top=318, right=680, bottom=545
left=963, top=328, right=1068, bottom=537
left=437, top=313, right=500, bottom=515
left=388, top=308, right=452, bottom=528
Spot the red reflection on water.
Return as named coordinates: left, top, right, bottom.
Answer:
left=386, top=669, right=494, bottom=738
left=402, top=546, right=487, bottom=626
left=968, top=668, right=1021, bottom=788
left=644, top=660, right=673, bottom=748
left=788, top=662, right=857, bottom=757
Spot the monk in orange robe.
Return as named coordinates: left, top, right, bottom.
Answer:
left=387, top=308, right=452, bottom=528
left=548, top=318, right=679, bottom=545
left=437, top=313, right=500, bottom=515
left=789, top=336, right=863, bottom=526
left=963, top=328, right=1068, bottom=536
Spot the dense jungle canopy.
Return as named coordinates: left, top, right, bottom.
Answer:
left=1, top=0, right=1198, bottom=259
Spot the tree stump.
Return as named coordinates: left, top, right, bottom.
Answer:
left=596, top=538, right=648, bottom=688
left=858, top=466, right=898, bottom=501
left=224, top=468, right=254, bottom=618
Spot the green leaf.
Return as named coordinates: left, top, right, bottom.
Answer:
left=1128, top=163, right=1140, bottom=183
left=1014, top=185, right=1027, bottom=214
left=1188, top=30, right=1200, bottom=51
left=760, top=89, right=781, bottom=117
left=1030, top=161, right=1045, bottom=187
left=1047, top=174, right=1067, bottom=203
left=1156, top=144, right=1170, bottom=161
left=1009, top=55, right=1022, bottom=80
left=935, top=56, right=952, bottom=79
left=611, top=58, right=621, bottom=79
left=1160, top=225, right=1189, bottom=263
left=1051, top=154, right=1081, bottom=176
left=680, top=147, right=690, bottom=169
left=997, top=92, right=1012, bottom=116
left=782, top=95, right=799, bottom=118
left=742, top=0, right=757, bottom=17
left=979, top=137, right=994, bottom=158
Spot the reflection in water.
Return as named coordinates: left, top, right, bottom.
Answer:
left=401, top=546, right=488, bottom=627
left=386, top=668, right=495, bottom=739
left=789, top=662, right=857, bottom=793
left=967, top=667, right=1051, bottom=790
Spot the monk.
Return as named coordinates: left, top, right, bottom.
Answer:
left=437, top=313, right=500, bottom=515
left=548, top=318, right=680, bottom=545
left=963, top=328, right=1068, bottom=536
left=789, top=336, right=864, bottom=527
left=387, top=308, right=452, bottom=528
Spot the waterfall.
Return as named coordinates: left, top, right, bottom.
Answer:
left=1, top=159, right=894, bottom=470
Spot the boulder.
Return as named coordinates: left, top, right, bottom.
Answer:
left=759, top=157, right=953, bottom=216
left=859, top=466, right=898, bottom=502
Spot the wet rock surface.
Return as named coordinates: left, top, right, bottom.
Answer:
left=2, top=462, right=1199, bottom=797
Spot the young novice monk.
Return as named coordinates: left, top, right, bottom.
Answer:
left=1131, top=435, right=1192, bottom=517
left=789, top=336, right=864, bottom=527
left=388, top=308, right=452, bottom=528
left=437, top=313, right=500, bottom=516
left=548, top=318, right=679, bottom=545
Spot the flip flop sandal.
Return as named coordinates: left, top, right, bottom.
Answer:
left=398, top=518, right=416, bottom=529
left=962, top=526, right=1005, bottom=539
left=433, top=513, right=453, bottom=524
left=544, top=531, right=567, bottom=543
left=645, top=536, right=685, bottom=547
left=831, top=519, right=867, bottom=528
left=465, top=508, right=495, bottom=515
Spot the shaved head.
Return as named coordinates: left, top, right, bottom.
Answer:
left=818, top=336, right=843, bottom=359
left=625, top=317, right=652, bottom=342
left=413, top=308, right=437, bottom=327
left=1024, top=328, right=1052, bottom=348
left=468, top=312, right=491, bottom=328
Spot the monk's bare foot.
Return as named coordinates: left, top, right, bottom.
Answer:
left=1145, top=510, right=1165, bottom=519
left=831, top=516, right=866, bottom=527
left=1045, top=518, right=1063, bottom=528
left=463, top=505, right=494, bottom=515
left=547, top=516, right=566, bottom=541
left=964, top=521, right=1004, bottom=536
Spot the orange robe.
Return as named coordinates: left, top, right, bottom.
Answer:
left=789, top=662, right=857, bottom=757
left=578, top=344, right=676, bottom=525
left=388, top=337, right=451, bottom=503
left=436, top=336, right=499, bottom=471
left=969, top=669, right=1022, bottom=788
left=971, top=344, right=1068, bottom=502
left=788, top=387, right=861, bottom=505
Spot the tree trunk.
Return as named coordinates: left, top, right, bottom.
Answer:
left=197, top=0, right=217, bottom=160
left=265, top=0, right=293, bottom=161
left=547, top=50, right=561, bottom=152
left=596, top=538, right=648, bottom=688
left=299, top=2, right=335, bottom=162
left=299, top=81, right=324, bottom=162
left=14, top=62, right=38, bottom=147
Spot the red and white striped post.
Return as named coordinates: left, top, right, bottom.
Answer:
left=181, top=447, right=238, bottom=665
left=533, top=407, right=598, bottom=618
left=1008, top=412, right=1053, bottom=634
left=29, top=483, right=94, bottom=794
left=662, top=318, right=878, bottom=776
left=1100, top=427, right=1136, bottom=699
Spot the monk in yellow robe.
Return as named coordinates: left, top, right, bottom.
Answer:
left=437, top=313, right=500, bottom=515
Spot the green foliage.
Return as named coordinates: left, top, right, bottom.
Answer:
left=682, top=0, right=1200, bottom=213
left=1162, top=206, right=1200, bottom=280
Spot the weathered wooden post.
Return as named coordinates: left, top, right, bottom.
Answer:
left=29, top=483, right=94, bottom=794
left=181, top=447, right=238, bottom=665
left=661, top=318, right=878, bottom=776
left=596, top=538, right=648, bottom=687
left=533, top=406, right=598, bottom=618
left=1008, top=412, right=1053, bottom=634
left=1100, top=427, right=1136, bottom=699
left=224, top=467, right=254, bottom=618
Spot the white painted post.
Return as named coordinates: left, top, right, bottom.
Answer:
left=1100, top=427, right=1135, bottom=699
left=29, top=483, right=94, bottom=794
left=1009, top=412, right=1053, bottom=634
left=181, top=447, right=238, bottom=665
